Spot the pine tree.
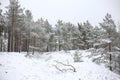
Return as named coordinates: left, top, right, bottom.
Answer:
left=99, top=13, right=116, bottom=71
left=24, top=10, right=33, bottom=53
left=0, top=4, right=3, bottom=36
left=61, top=22, right=76, bottom=50
left=43, top=19, right=52, bottom=52
left=0, top=3, right=5, bottom=51
left=55, top=20, right=63, bottom=51
left=92, top=26, right=104, bottom=49
left=78, top=21, right=94, bottom=49
left=6, top=0, right=24, bottom=52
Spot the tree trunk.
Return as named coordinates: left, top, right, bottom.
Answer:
left=109, top=50, right=112, bottom=71
left=14, top=34, right=17, bottom=52
left=108, top=32, right=112, bottom=71
left=26, top=38, right=29, bottom=53
left=58, top=38, right=60, bottom=51
left=19, top=32, right=21, bottom=53
left=32, top=36, right=36, bottom=55
left=0, top=37, right=2, bottom=51
left=10, top=8, right=14, bottom=52
left=47, top=45, right=49, bottom=52
left=8, top=29, right=11, bottom=52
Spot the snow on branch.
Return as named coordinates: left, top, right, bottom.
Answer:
left=29, top=46, right=40, bottom=50
left=53, top=61, right=76, bottom=72
left=101, top=39, right=111, bottom=43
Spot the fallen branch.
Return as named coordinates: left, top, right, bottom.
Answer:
left=54, top=61, right=76, bottom=72
left=53, top=65, right=64, bottom=72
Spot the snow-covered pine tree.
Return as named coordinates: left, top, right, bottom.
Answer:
left=78, top=21, right=94, bottom=49
left=71, top=24, right=81, bottom=50
left=49, top=32, right=55, bottom=51
left=5, top=0, right=24, bottom=52
left=99, top=13, right=116, bottom=71
left=61, top=22, right=76, bottom=50
left=43, top=19, right=52, bottom=52
left=55, top=21, right=80, bottom=51
left=0, top=4, right=4, bottom=37
left=55, top=20, right=63, bottom=51
left=92, top=26, right=105, bottom=49
left=73, top=50, right=83, bottom=62
left=23, top=10, right=33, bottom=52
left=29, top=18, right=51, bottom=52
left=0, top=3, right=5, bottom=51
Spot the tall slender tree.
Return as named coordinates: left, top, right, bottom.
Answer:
left=55, top=20, right=63, bottom=51
left=6, top=0, right=24, bottom=52
left=100, top=13, right=116, bottom=71
left=0, top=3, right=5, bottom=51
left=24, top=10, right=33, bottom=53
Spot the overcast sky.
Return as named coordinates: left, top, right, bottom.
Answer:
left=1, top=0, right=120, bottom=26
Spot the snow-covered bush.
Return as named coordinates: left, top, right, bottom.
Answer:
left=73, top=50, right=83, bottom=62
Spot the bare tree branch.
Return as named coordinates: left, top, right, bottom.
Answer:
left=54, top=60, right=76, bottom=72
left=53, top=65, right=64, bottom=72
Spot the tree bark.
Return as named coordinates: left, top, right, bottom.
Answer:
left=0, top=37, right=2, bottom=51
left=32, top=36, right=36, bottom=55
left=10, top=8, right=14, bottom=52
left=19, top=32, right=21, bottom=53
left=108, top=32, right=112, bottom=71
left=8, top=30, right=10, bottom=52
left=27, top=38, right=29, bottom=53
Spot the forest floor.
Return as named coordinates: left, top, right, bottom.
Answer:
left=0, top=50, right=120, bottom=80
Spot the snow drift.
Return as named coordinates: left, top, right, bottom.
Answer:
left=0, top=51, right=120, bottom=80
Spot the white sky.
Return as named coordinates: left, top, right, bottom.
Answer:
left=0, top=0, right=120, bottom=26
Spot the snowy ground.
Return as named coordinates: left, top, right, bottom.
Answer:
left=0, top=50, right=120, bottom=80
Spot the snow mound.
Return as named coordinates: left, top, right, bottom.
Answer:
left=0, top=51, right=120, bottom=80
